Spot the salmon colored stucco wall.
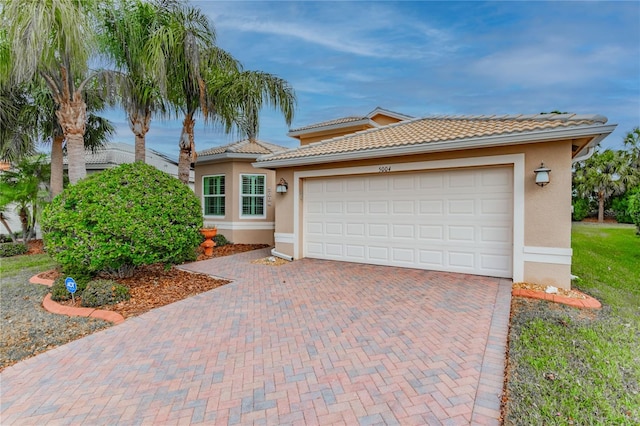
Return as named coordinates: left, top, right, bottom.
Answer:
left=370, top=114, right=403, bottom=126
left=195, top=159, right=276, bottom=245
left=271, top=139, right=576, bottom=288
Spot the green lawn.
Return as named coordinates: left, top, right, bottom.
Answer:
left=504, top=224, right=640, bottom=425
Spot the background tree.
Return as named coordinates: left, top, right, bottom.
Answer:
left=574, top=149, right=636, bottom=222
left=99, top=0, right=166, bottom=162
left=1, top=0, right=104, bottom=184
left=0, top=155, right=51, bottom=242
left=623, top=127, right=640, bottom=172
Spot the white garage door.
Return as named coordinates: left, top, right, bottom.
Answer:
left=303, top=167, right=513, bottom=278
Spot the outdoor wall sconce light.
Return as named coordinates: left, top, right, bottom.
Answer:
left=534, top=162, right=551, bottom=187
left=276, top=178, right=289, bottom=193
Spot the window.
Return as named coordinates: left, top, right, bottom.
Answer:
left=203, top=175, right=225, bottom=216
left=240, top=174, right=266, bottom=218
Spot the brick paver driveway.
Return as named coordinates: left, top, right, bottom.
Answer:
left=1, top=248, right=511, bottom=425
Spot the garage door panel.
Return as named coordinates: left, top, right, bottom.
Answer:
left=325, top=223, right=343, bottom=235
left=481, top=226, right=511, bottom=243
left=392, top=224, right=415, bottom=239
left=448, top=199, right=475, bottom=215
left=346, top=245, right=365, bottom=258
left=368, top=246, right=389, bottom=261
left=346, top=201, right=365, bottom=214
left=325, top=243, right=343, bottom=256
left=419, top=200, right=444, bottom=215
left=448, top=251, right=476, bottom=268
left=448, top=225, right=475, bottom=241
left=346, top=223, right=365, bottom=236
left=392, top=248, right=415, bottom=263
left=368, top=201, right=389, bottom=214
left=303, top=167, right=513, bottom=278
left=419, top=225, right=444, bottom=241
left=368, top=223, right=389, bottom=238
left=392, top=200, right=414, bottom=215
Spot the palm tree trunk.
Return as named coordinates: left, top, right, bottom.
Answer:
left=598, top=192, right=605, bottom=223
left=130, top=107, right=151, bottom=162
left=0, top=213, right=17, bottom=242
left=177, top=113, right=195, bottom=184
left=56, top=96, right=87, bottom=184
left=50, top=135, right=64, bottom=197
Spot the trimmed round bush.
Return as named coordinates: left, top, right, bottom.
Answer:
left=81, top=279, right=130, bottom=307
left=41, top=163, right=203, bottom=277
left=0, top=242, right=28, bottom=257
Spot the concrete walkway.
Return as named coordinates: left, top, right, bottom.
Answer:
left=1, top=248, right=511, bottom=425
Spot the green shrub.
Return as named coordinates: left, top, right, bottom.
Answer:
left=611, top=194, right=634, bottom=223
left=41, top=163, right=202, bottom=277
left=0, top=234, right=14, bottom=243
left=81, top=279, right=130, bottom=307
left=213, top=233, right=231, bottom=247
left=628, top=191, right=640, bottom=235
left=0, top=242, right=28, bottom=257
left=572, top=198, right=591, bottom=221
left=50, top=276, right=89, bottom=302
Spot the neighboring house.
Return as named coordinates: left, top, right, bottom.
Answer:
left=195, top=139, right=288, bottom=245
left=63, top=142, right=194, bottom=187
left=255, top=113, right=616, bottom=290
left=288, top=107, right=412, bottom=145
left=0, top=142, right=191, bottom=239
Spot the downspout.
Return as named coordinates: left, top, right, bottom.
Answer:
left=271, top=248, right=293, bottom=262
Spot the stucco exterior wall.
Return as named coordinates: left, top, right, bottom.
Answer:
left=270, top=139, right=575, bottom=288
left=195, top=160, right=276, bottom=245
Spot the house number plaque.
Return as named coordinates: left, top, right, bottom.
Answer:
left=378, top=166, right=391, bottom=173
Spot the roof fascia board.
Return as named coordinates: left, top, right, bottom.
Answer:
left=367, top=108, right=412, bottom=121
left=256, top=123, right=617, bottom=169
left=571, top=132, right=611, bottom=163
left=287, top=118, right=372, bottom=137
left=197, top=153, right=260, bottom=164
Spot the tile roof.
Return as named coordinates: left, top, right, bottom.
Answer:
left=288, top=107, right=413, bottom=134
left=198, top=139, right=288, bottom=157
left=258, top=114, right=609, bottom=164
left=289, top=116, right=365, bottom=133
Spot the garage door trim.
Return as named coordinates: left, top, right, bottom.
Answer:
left=293, top=154, right=525, bottom=281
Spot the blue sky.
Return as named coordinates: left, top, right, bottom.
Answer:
left=104, top=1, right=640, bottom=158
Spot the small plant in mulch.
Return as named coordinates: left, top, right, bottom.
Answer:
left=80, top=280, right=130, bottom=307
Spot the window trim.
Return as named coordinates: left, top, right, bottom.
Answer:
left=202, top=174, right=226, bottom=218
left=239, top=173, right=267, bottom=219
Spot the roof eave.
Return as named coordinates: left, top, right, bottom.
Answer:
left=256, top=123, right=617, bottom=169
left=287, top=118, right=373, bottom=137
left=197, top=152, right=262, bottom=164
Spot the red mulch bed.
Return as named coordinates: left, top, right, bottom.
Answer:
left=33, top=241, right=268, bottom=319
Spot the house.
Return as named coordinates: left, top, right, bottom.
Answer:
left=255, top=113, right=616, bottom=289
left=1, top=142, right=187, bottom=239
left=195, top=139, right=288, bottom=245
left=64, top=142, right=194, bottom=187
left=288, top=107, right=412, bottom=146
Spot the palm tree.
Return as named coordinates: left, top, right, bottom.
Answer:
left=206, top=69, right=296, bottom=142
left=2, top=79, right=114, bottom=197
left=623, top=127, right=640, bottom=171
left=149, top=2, right=241, bottom=183
left=99, top=0, right=166, bottom=163
left=1, top=0, right=103, bottom=184
left=0, top=85, right=38, bottom=163
left=0, top=154, right=51, bottom=242
left=574, top=149, right=636, bottom=222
